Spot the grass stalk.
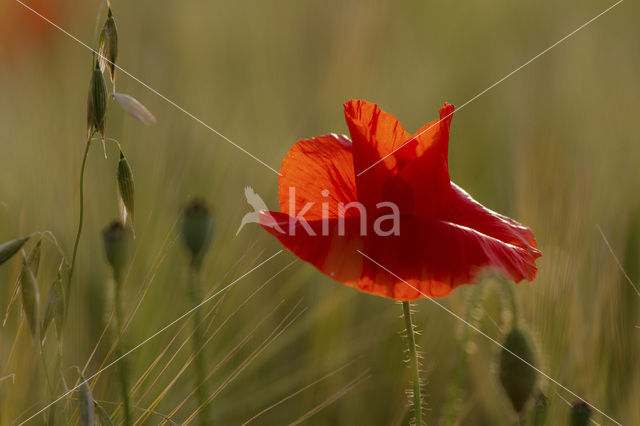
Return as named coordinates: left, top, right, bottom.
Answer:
left=114, top=281, right=132, bottom=425
left=66, top=139, right=92, bottom=311
left=188, top=265, right=212, bottom=425
left=402, top=301, right=423, bottom=426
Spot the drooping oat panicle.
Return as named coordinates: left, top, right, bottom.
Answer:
left=498, top=328, right=538, bottom=414
left=87, top=59, right=108, bottom=142
left=42, top=268, right=66, bottom=343
left=117, top=151, right=135, bottom=228
left=181, top=199, right=215, bottom=268
left=26, top=238, right=42, bottom=274
left=77, top=371, right=95, bottom=426
left=112, top=93, right=156, bottom=124
left=102, top=220, right=133, bottom=284
left=0, top=236, right=30, bottom=266
left=98, top=8, right=118, bottom=86
left=19, top=257, right=40, bottom=341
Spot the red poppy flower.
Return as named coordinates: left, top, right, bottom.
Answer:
left=261, top=100, right=541, bottom=300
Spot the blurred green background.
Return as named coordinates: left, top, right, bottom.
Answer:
left=1, top=0, right=639, bottom=424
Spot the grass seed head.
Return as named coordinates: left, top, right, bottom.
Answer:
left=102, top=220, right=133, bottom=284
left=117, top=151, right=135, bottom=226
left=498, top=328, right=538, bottom=414
left=87, top=59, right=108, bottom=139
left=77, top=371, right=95, bottom=426
left=42, top=268, right=65, bottom=343
left=0, top=236, right=30, bottom=266
left=98, top=8, right=118, bottom=85
left=180, top=198, right=214, bottom=267
left=19, top=258, right=40, bottom=342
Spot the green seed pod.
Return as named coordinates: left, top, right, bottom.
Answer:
left=499, top=328, right=538, bottom=413
left=87, top=60, right=108, bottom=139
left=20, top=258, right=40, bottom=341
left=102, top=220, right=133, bottom=284
left=117, top=151, right=135, bottom=226
left=569, top=401, right=591, bottom=426
left=77, top=371, right=95, bottom=426
left=42, top=269, right=65, bottom=342
left=181, top=199, right=214, bottom=267
left=0, top=236, right=29, bottom=266
left=98, top=8, right=118, bottom=85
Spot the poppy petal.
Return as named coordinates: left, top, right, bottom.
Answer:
left=344, top=100, right=411, bottom=209
left=446, top=183, right=539, bottom=252
left=261, top=211, right=539, bottom=301
left=278, top=133, right=358, bottom=220
left=397, top=103, right=455, bottom=217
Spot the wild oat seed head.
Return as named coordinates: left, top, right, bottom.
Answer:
left=0, top=236, right=30, bottom=266
left=117, top=151, right=135, bottom=226
left=42, top=269, right=65, bottom=342
left=87, top=59, right=108, bottom=139
left=20, top=257, right=41, bottom=341
left=98, top=8, right=118, bottom=84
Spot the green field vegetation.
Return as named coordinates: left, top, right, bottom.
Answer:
left=1, top=0, right=639, bottom=424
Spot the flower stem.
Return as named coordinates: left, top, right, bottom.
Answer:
left=66, top=139, right=91, bottom=312
left=188, top=266, right=211, bottom=425
left=402, top=301, right=423, bottom=426
left=114, top=282, right=132, bottom=426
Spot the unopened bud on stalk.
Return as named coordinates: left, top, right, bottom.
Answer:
left=87, top=59, right=108, bottom=140
left=181, top=199, right=214, bottom=267
left=569, top=401, right=591, bottom=426
left=498, top=328, right=538, bottom=413
left=102, top=220, right=133, bottom=284
left=98, top=8, right=118, bottom=85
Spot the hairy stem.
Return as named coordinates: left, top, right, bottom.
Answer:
left=402, top=301, right=423, bottom=426
left=66, top=139, right=91, bottom=312
left=114, top=282, right=132, bottom=426
left=188, top=266, right=212, bottom=425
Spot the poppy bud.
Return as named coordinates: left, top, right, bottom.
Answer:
left=98, top=8, right=118, bottom=85
left=499, top=328, right=538, bottom=413
left=102, top=220, right=133, bottom=284
left=87, top=60, right=108, bottom=139
left=117, top=151, right=135, bottom=226
left=181, top=199, right=214, bottom=267
left=569, top=401, right=591, bottom=426
left=0, top=236, right=30, bottom=266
